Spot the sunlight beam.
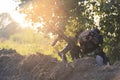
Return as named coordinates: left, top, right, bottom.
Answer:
left=0, top=0, right=31, bottom=28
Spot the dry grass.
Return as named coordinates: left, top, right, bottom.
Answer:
left=0, top=50, right=120, bottom=80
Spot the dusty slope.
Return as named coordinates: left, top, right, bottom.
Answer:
left=0, top=49, right=120, bottom=80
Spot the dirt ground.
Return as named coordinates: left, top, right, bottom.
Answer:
left=0, top=49, right=120, bottom=80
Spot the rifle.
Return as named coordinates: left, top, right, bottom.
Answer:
left=49, top=21, right=72, bottom=46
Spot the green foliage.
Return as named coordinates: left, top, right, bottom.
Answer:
left=0, top=27, right=55, bottom=56
left=17, top=0, right=120, bottom=62
left=88, top=0, right=120, bottom=63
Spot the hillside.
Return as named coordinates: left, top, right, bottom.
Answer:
left=0, top=49, right=120, bottom=80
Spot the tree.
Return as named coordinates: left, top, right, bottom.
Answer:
left=99, top=0, right=120, bottom=62
left=83, top=0, right=120, bottom=62
left=18, top=0, right=120, bottom=63
left=18, top=0, right=89, bottom=35
left=0, top=13, right=20, bottom=39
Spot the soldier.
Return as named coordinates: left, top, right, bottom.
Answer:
left=78, top=28, right=110, bottom=66
left=78, top=28, right=103, bottom=56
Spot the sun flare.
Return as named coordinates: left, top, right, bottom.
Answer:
left=0, top=0, right=29, bottom=28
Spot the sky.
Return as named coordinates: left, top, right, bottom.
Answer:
left=0, top=0, right=18, bottom=13
left=0, top=0, right=30, bottom=27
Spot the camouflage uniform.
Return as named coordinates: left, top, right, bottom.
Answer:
left=78, top=28, right=109, bottom=65
left=78, top=28, right=103, bottom=55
